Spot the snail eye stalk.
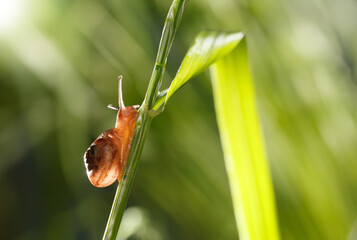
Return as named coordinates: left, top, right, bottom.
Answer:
left=118, top=75, right=125, bottom=110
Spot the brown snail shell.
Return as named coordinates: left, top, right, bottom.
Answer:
left=83, top=76, right=139, bottom=188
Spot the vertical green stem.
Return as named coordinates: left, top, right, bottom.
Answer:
left=142, top=0, right=188, bottom=109
left=102, top=1, right=188, bottom=239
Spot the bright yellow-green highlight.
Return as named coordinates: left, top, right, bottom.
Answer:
left=210, top=39, right=280, bottom=240
left=159, top=31, right=280, bottom=240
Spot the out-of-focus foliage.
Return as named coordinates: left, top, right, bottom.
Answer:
left=0, top=0, right=356, bottom=239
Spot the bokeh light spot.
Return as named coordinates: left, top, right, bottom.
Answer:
left=0, top=0, right=25, bottom=32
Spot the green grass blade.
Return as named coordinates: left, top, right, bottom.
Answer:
left=210, top=38, right=279, bottom=240
left=155, top=31, right=280, bottom=239
left=153, top=31, right=244, bottom=110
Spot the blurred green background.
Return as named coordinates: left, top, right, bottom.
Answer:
left=0, top=0, right=356, bottom=239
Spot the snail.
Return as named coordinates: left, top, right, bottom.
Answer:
left=84, top=75, right=139, bottom=187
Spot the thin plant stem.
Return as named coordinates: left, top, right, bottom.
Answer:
left=102, top=1, right=188, bottom=239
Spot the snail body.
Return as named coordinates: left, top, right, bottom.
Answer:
left=84, top=76, right=138, bottom=188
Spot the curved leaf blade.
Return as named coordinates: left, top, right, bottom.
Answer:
left=156, top=30, right=280, bottom=240
left=153, top=31, right=244, bottom=110
left=210, top=38, right=280, bottom=240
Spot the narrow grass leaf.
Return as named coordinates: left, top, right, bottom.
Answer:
left=153, top=31, right=244, bottom=110
left=210, top=38, right=279, bottom=240
left=158, top=31, right=280, bottom=240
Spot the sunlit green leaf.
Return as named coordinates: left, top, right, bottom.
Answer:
left=157, top=31, right=280, bottom=240
left=153, top=31, right=244, bottom=110
left=210, top=38, right=280, bottom=240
